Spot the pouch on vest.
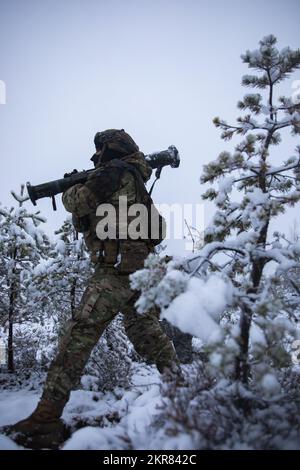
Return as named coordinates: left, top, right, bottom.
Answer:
left=117, top=240, right=150, bottom=274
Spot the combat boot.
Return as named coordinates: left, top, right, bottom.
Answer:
left=2, top=399, right=69, bottom=449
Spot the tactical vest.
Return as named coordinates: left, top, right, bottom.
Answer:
left=80, top=159, right=166, bottom=273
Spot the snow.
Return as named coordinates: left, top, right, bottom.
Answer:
left=216, top=176, right=235, bottom=204
left=247, top=187, right=269, bottom=205
left=161, top=275, right=232, bottom=343
left=0, top=435, right=21, bottom=450
left=250, top=323, right=267, bottom=346
left=209, top=352, right=223, bottom=367
left=1, top=36, right=300, bottom=452
left=63, top=426, right=122, bottom=450
left=0, top=363, right=299, bottom=450
left=131, top=255, right=188, bottom=314
left=0, top=365, right=168, bottom=451
left=10, top=191, right=30, bottom=205
left=260, top=373, right=281, bottom=395
left=55, top=239, right=66, bottom=255
left=0, top=390, right=39, bottom=427
left=0, top=389, right=41, bottom=450
left=218, top=176, right=235, bottom=193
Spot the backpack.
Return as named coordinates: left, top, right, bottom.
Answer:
left=108, top=159, right=166, bottom=246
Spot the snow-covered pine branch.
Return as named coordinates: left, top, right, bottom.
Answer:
left=11, top=190, right=29, bottom=205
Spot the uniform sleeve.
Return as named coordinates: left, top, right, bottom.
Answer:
left=84, top=166, right=123, bottom=203
left=62, top=167, right=123, bottom=217
left=62, top=183, right=97, bottom=217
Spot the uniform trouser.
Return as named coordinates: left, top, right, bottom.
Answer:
left=41, top=264, right=178, bottom=409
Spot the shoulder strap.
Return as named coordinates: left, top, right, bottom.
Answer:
left=108, top=159, right=149, bottom=203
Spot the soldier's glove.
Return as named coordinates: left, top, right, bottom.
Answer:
left=64, top=169, right=79, bottom=178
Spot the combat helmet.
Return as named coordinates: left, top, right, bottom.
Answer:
left=91, top=129, right=139, bottom=165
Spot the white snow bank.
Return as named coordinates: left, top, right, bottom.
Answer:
left=62, top=366, right=163, bottom=450
left=0, top=390, right=39, bottom=427
left=0, top=434, right=22, bottom=450
left=63, top=426, right=124, bottom=450
left=161, top=275, right=232, bottom=343
left=0, top=364, right=167, bottom=450
left=0, top=390, right=40, bottom=450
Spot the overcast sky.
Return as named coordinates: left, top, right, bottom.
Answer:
left=0, top=0, right=299, bottom=254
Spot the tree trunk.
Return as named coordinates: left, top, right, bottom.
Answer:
left=235, top=306, right=252, bottom=383
left=235, top=217, right=269, bottom=383
left=235, top=114, right=273, bottom=383
left=8, top=280, right=16, bottom=372
left=7, top=247, right=18, bottom=373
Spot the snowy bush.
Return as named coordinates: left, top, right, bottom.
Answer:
left=158, top=362, right=300, bottom=449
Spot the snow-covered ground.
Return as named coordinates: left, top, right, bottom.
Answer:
left=0, top=388, right=40, bottom=449
left=1, top=362, right=300, bottom=450
left=0, top=365, right=179, bottom=450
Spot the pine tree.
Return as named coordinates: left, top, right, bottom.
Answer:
left=131, top=37, right=300, bottom=391
left=199, top=35, right=300, bottom=383
left=53, top=218, right=92, bottom=322
left=0, top=186, right=49, bottom=372
left=32, top=218, right=92, bottom=329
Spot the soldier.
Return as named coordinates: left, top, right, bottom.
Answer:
left=4, top=129, right=179, bottom=449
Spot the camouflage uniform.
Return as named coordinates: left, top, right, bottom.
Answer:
left=4, top=130, right=178, bottom=449
left=41, top=265, right=177, bottom=409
